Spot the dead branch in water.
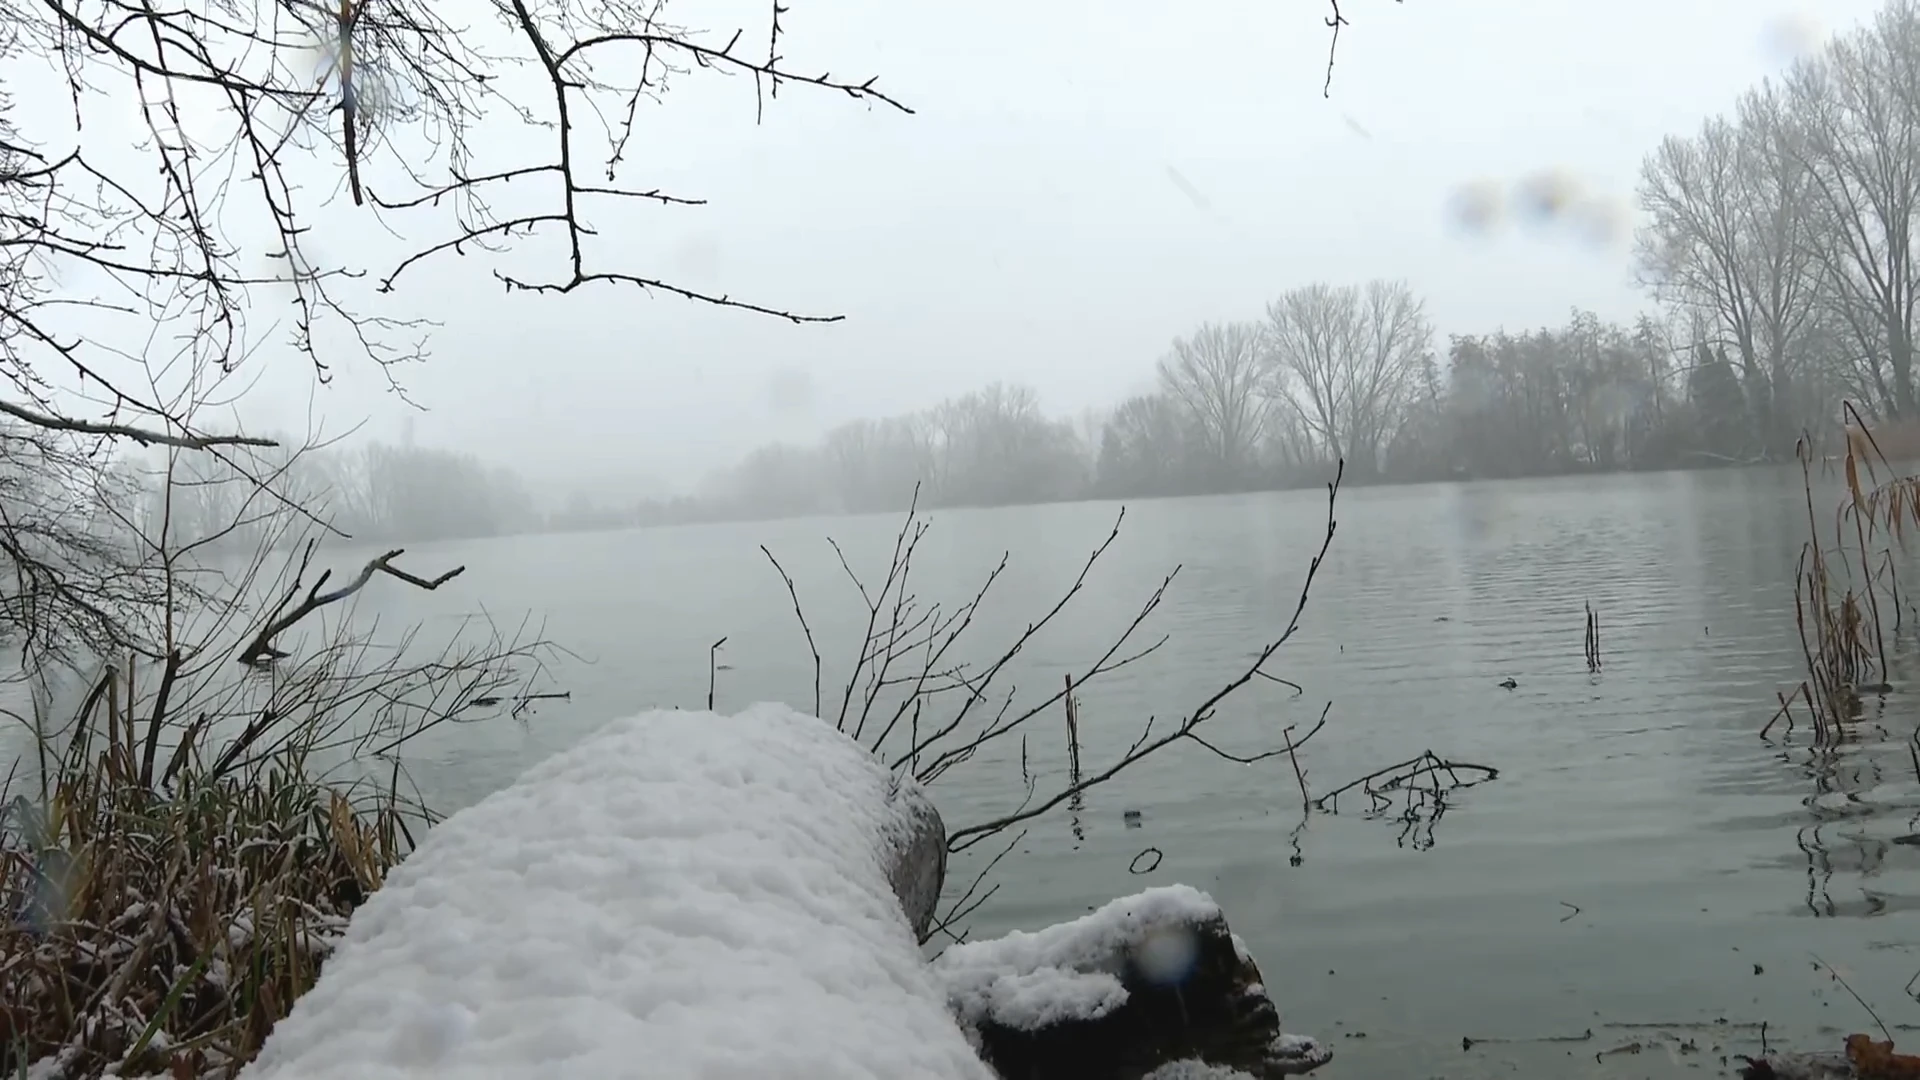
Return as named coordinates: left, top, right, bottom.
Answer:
left=1313, top=751, right=1500, bottom=812
left=759, top=462, right=1344, bottom=861
left=759, top=456, right=1510, bottom=936
left=236, top=545, right=465, bottom=666
left=944, top=463, right=1345, bottom=855
left=1761, top=683, right=1816, bottom=741
left=1312, top=750, right=1499, bottom=851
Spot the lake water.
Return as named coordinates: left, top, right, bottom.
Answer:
left=118, top=467, right=1920, bottom=1074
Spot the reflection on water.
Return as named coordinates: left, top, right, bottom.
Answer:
left=77, top=465, right=1920, bottom=1076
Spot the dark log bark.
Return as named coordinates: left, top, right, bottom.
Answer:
left=880, top=777, right=945, bottom=942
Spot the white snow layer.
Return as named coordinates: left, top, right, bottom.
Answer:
left=1142, top=1063, right=1258, bottom=1080
left=933, top=885, right=1222, bottom=1032
left=241, top=703, right=996, bottom=1080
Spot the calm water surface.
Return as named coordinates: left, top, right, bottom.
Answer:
left=300, top=468, right=1920, bottom=1075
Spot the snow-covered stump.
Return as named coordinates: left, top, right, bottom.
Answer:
left=240, top=703, right=990, bottom=1080
left=934, top=886, right=1332, bottom=1080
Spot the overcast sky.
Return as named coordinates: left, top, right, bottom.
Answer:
left=218, top=0, right=1875, bottom=492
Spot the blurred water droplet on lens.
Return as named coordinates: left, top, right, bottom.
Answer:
left=1569, top=197, right=1630, bottom=249
left=1760, top=12, right=1823, bottom=63
left=1512, top=168, right=1583, bottom=226
left=1135, top=924, right=1200, bottom=986
left=1446, top=179, right=1504, bottom=236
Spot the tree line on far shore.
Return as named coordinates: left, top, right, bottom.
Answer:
left=149, top=292, right=1771, bottom=545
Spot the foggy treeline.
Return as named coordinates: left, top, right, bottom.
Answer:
left=88, top=0, right=1920, bottom=546
left=106, top=441, right=544, bottom=547
left=556, top=0, right=1920, bottom=531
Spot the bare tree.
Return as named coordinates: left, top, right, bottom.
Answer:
left=1262, top=279, right=1431, bottom=476
left=1264, top=284, right=1358, bottom=462
left=0, top=0, right=907, bottom=454
left=0, top=0, right=915, bottom=678
left=1156, top=321, right=1267, bottom=483
left=1783, top=2, right=1920, bottom=418
left=1734, top=84, right=1825, bottom=443
left=1636, top=86, right=1823, bottom=451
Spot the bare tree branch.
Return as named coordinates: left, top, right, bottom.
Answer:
left=236, top=548, right=464, bottom=666
left=945, top=460, right=1344, bottom=854
left=0, top=399, right=274, bottom=449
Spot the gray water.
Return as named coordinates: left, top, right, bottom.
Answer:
left=262, top=467, right=1920, bottom=1075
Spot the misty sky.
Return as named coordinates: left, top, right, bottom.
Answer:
left=226, top=0, right=1875, bottom=493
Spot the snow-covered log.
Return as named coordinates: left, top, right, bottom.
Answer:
left=933, top=886, right=1332, bottom=1079
left=241, top=703, right=990, bottom=1080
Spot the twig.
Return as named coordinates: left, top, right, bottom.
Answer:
left=1312, top=751, right=1500, bottom=812
left=1813, top=952, right=1892, bottom=1044
left=926, top=827, right=1025, bottom=945
left=708, top=635, right=728, bottom=711
left=946, top=461, right=1345, bottom=854
left=1323, top=0, right=1403, bottom=97
left=761, top=544, right=822, bottom=718
left=0, top=400, right=277, bottom=449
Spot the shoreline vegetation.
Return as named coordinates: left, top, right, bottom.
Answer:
left=1738, top=421, right=1920, bottom=1080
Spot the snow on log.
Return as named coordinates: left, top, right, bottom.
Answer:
left=241, top=703, right=990, bottom=1080
left=933, top=885, right=1332, bottom=1079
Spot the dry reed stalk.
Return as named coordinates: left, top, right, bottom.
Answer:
left=1584, top=601, right=1601, bottom=674
left=1779, top=407, right=1920, bottom=748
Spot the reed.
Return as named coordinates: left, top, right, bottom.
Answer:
left=1, top=608, right=553, bottom=1079
left=1584, top=601, right=1602, bottom=674
left=1, top=475, right=557, bottom=1079
left=1776, top=404, right=1920, bottom=744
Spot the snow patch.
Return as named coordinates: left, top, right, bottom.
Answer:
left=241, top=703, right=994, bottom=1080
left=1143, top=1062, right=1258, bottom=1080
left=1270, top=1032, right=1332, bottom=1066
left=934, top=885, right=1221, bottom=1031
left=971, top=966, right=1130, bottom=1030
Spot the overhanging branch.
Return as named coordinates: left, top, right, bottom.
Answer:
left=237, top=548, right=465, bottom=666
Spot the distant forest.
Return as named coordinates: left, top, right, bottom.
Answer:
left=150, top=0, right=1920, bottom=543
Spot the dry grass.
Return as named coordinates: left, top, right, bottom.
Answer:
left=1, top=595, right=555, bottom=1078
left=1772, top=406, right=1920, bottom=742
left=1, top=717, right=407, bottom=1077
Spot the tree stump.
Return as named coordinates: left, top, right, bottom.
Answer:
left=934, top=885, right=1331, bottom=1080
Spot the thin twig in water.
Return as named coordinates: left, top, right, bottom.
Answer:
left=1813, top=952, right=1892, bottom=1044
left=708, top=635, right=728, bottom=711
left=760, top=544, right=822, bottom=718
left=946, top=462, right=1346, bottom=854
